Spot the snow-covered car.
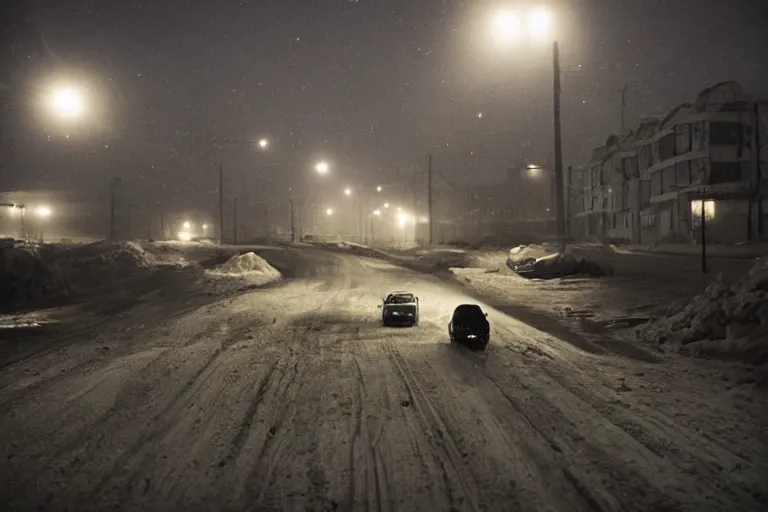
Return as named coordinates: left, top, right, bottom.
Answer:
left=448, top=304, right=490, bottom=350
left=379, top=291, right=419, bottom=327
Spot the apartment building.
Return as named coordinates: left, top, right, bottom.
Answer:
left=569, top=81, right=767, bottom=245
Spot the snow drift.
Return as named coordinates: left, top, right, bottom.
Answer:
left=209, top=252, right=281, bottom=284
left=508, top=244, right=609, bottom=279
left=0, top=244, right=70, bottom=309
left=0, top=241, right=156, bottom=310
left=635, top=257, right=768, bottom=361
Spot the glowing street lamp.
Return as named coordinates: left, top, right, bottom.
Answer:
left=183, top=221, right=192, bottom=229
left=373, top=209, right=381, bottom=216
left=35, top=206, right=52, bottom=218
left=315, top=161, right=330, bottom=174
left=326, top=208, right=334, bottom=216
left=489, top=6, right=565, bottom=242
left=528, top=8, right=553, bottom=42
left=376, top=186, right=382, bottom=192
left=49, top=87, right=85, bottom=119
left=384, top=203, right=390, bottom=208
left=258, top=138, right=269, bottom=150
left=527, top=164, right=543, bottom=177
left=493, top=10, right=522, bottom=45
left=344, top=188, right=352, bottom=196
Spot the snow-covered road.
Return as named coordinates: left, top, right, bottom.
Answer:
left=0, top=246, right=765, bottom=511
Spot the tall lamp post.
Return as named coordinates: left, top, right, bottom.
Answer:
left=291, top=161, right=331, bottom=243
left=492, top=7, right=566, bottom=244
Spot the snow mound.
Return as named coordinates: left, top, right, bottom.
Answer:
left=415, top=250, right=471, bottom=270
left=635, top=257, right=768, bottom=361
left=508, top=246, right=609, bottom=279
left=508, top=244, right=556, bottom=265
left=210, top=252, right=281, bottom=281
left=99, top=242, right=151, bottom=268
left=0, top=245, right=70, bottom=309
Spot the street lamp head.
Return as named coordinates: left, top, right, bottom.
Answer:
left=493, top=10, right=521, bottom=45
left=35, top=206, right=52, bottom=218
left=373, top=209, right=381, bottom=216
left=315, top=161, right=330, bottom=174
left=384, top=203, right=390, bottom=208
left=493, top=7, right=553, bottom=45
left=258, top=138, right=269, bottom=150
left=183, top=221, right=192, bottom=229
left=528, top=8, right=552, bottom=42
left=344, top=188, right=352, bottom=196
left=376, top=186, right=382, bottom=192
left=50, top=87, right=84, bottom=119
left=326, top=208, right=334, bottom=216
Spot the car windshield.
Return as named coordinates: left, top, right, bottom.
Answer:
left=454, top=305, right=485, bottom=322
left=386, top=294, right=414, bottom=304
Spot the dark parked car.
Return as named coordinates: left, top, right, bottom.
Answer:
left=379, top=291, right=419, bottom=327
left=448, top=304, right=490, bottom=350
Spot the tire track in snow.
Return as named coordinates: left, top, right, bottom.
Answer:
left=383, top=339, right=482, bottom=512
left=85, top=342, right=229, bottom=501
left=241, top=325, right=312, bottom=508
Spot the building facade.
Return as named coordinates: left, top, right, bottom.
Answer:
left=569, top=81, right=767, bottom=245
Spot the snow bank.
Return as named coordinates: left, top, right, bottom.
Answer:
left=636, top=257, right=768, bottom=361
left=99, top=242, right=151, bottom=268
left=0, top=245, right=70, bottom=309
left=508, top=243, right=557, bottom=265
left=209, top=252, right=281, bottom=284
left=508, top=244, right=609, bottom=279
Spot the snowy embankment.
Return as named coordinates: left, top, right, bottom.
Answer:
left=0, top=241, right=155, bottom=311
left=205, top=252, right=282, bottom=286
left=508, top=243, right=611, bottom=278
left=0, top=240, right=282, bottom=314
left=636, top=257, right=768, bottom=363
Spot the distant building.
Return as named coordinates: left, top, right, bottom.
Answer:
left=568, top=81, right=768, bottom=245
left=426, top=163, right=556, bottom=244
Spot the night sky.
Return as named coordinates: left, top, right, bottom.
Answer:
left=1, top=0, right=766, bottom=223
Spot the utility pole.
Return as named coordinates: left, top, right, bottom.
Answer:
left=359, top=201, right=365, bottom=244
left=289, top=195, right=296, bottom=244
left=218, top=164, right=224, bottom=244
left=263, top=203, right=269, bottom=240
left=233, top=196, right=238, bottom=245
left=159, top=182, right=166, bottom=240
left=552, top=41, right=566, bottom=246
left=701, top=201, right=708, bottom=274
left=427, top=154, right=433, bottom=246
left=620, top=85, right=628, bottom=131
left=109, top=177, right=121, bottom=241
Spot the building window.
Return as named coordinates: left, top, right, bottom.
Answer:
left=709, top=122, right=742, bottom=145
left=691, top=200, right=716, bottom=221
left=590, top=166, right=600, bottom=187
left=638, top=145, right=651, bottom=171
left=640, top=180, right=651, bottom=206
left=651, top=170, right=662, bottom=196
left=692, top=122, right=704, bottom=150
left=676, top=161, right=691, bottom=187
left=623, top=155, right=638, bottom=178
left=659, top=133, right=676, bottom=161
left=675, top=124, right=691, bottom=154
left=663, top=166, right=676, bottom=193
left=623, top=182, right=630, bottom=210
left=709, top=162, right=743, bottom=184
left=641, top=211, right=655, bottom=228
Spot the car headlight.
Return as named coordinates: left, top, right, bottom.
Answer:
left=467, top=334, right=477, bottom=339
